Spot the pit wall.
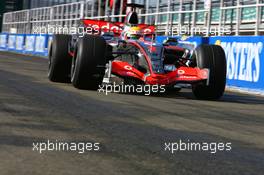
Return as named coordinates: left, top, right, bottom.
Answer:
left=0, top=33, right=263, bottom=95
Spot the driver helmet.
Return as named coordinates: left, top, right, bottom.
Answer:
left=125, top=26, right=142, bottom=40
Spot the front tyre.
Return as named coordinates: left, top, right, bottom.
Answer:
left=192, top=44, right=227, bottom=100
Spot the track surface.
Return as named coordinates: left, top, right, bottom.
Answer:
left=0, top=52, right=264, bottom=175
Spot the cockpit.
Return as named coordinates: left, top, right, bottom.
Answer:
left=139, top=43, right=164, bottom=74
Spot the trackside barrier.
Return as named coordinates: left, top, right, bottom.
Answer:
left=0, top=33, right=8, bottom=51
left=35, top=35, right=49, bottom=56
left=0, top=33, right=50, bottom=56
left=7, top=34, right=16, bottom=51
left=209, top=36, right=264, bottom=94
left=0, top=33, right=263, bottom=94
left=24, top=34, right=49, bottom=56
left=24, top=35, right=36, bottom=54
left=15, top=34, right=25, bottom=53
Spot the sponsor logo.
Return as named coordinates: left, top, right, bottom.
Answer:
left=221, top=42, right=263, bottom=83
left=83, top=20, right=155, bottom=34
left=124, top=65, right=133, bottom=70
left=179, top=76, right=197, bottom=79
left=177, top=70, right=185, bottom=75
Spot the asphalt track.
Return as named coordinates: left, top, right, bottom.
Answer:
left=0, top=51, right=264, bottom=175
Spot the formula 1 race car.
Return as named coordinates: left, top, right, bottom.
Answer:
left=48, top=9, right=226, bottom=100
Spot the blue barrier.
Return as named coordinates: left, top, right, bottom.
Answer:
left=15, top=34, right=25, bottom=53
left=209, top=36, right=264, bottom=93
left=35, top=35, right=49, bottom=56
left=0, top=33, right=8, bottom=51
left=25, top=35, right=36, bottom=54
left=0, top=33, right=263, bottom=94
left=7, top=34, right=16, bottom=51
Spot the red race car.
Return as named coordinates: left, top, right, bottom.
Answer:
left=48, top=10, right=226, bottom=100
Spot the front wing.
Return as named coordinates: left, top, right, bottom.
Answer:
left=111, top=61, right=209, bottom=85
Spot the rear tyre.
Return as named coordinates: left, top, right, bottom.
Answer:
left=48, top=34, right=72, bottom=83
left=71, top=35, right=107, bottom=89
left=192, top=44, right=226, bottom=100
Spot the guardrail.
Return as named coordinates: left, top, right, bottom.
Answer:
left=0, top=33, right=263, bottom=95
left=2, top=0, right=264, bottom=36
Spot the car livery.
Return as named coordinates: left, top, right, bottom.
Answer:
left=48, top=8, right=227, bottom=100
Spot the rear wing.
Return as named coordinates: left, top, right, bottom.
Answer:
left=82, top=19, right=155, bottom=36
